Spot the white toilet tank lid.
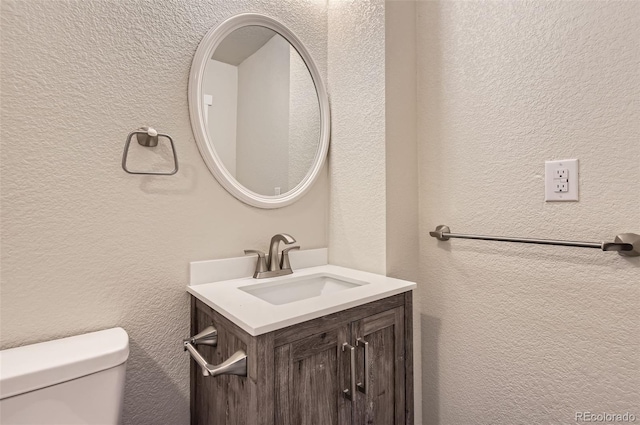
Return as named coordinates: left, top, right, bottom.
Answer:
left=0, top=327, right=129, bottom=400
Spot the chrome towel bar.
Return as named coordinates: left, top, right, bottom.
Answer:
left=429, top=225, right=640, bottom=257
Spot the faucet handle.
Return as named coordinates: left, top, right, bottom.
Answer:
left=244, top=250, right=268, bottom=277
left=244, top=249, right=266, bottom=257
left=280, top=246, right=300, bottom=271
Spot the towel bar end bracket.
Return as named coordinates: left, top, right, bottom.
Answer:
left=614, top=233, right=640, bottom=257
left=430, top=225, right=451, bottom=241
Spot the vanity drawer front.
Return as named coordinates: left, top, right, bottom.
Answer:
left=273, top=294, right=405, bottom=347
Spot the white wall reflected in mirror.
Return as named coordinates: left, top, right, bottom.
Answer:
left=202, top=27, right=320, bottom=197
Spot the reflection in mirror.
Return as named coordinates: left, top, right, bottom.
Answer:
left=202, top=26, right=320, bottom=197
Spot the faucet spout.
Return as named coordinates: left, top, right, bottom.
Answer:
left=268, top=233, right=296, bottom=271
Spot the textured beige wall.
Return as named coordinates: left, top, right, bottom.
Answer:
left=328, top=0, right=387, bottom=274
left=417, top=1, right=639, bottom=424
left=385, top=1, right=419, bottom=289
left=0, top=1, right=328, bottom=424
left=385, top=1, right=421, bottom=423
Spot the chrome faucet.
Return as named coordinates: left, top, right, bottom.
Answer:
left=267, top=233, right=295, bottom=271
left=245, top=233, right=299, bottom=279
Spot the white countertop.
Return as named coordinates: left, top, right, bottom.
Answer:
left=188, top=250, right=416, bottom=336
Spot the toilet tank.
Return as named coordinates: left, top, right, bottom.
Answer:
left=0, top=327, right=129, bottom=425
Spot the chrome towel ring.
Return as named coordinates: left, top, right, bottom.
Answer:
left=122, top=127, right=178, bottom=175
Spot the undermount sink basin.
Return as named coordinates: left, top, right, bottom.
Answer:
left=240, top=273, right=368, bottom=305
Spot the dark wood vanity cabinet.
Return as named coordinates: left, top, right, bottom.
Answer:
left=190, top=292, right=413, bottom=425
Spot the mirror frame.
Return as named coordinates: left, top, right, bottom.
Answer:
left=189, top=13, right=330, bottom=209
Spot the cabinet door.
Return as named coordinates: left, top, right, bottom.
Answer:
left=274, top=325, right=352, bottom=425
left=352, top=306, right=406, bottom=425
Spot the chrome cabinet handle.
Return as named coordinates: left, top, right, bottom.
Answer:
left=183, top=326, right=247, bottom=378
left=342, top=342, right=356, bottom=400
left=356, top=338, right=369, bottom=394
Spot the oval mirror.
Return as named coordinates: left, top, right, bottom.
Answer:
left=189, top=14, right=330, bottom=208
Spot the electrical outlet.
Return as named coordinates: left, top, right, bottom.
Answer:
left=555, top=168, right=568, bottom=179
left=545, top=159, right=578, bottom=201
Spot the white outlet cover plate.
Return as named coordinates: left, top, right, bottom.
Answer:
left=545, top=159, right=579, bottom=201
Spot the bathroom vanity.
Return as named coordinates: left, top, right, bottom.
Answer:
left=186, top=248, right=415, bottom=425
left=189, top=291, right=414, bottom=425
